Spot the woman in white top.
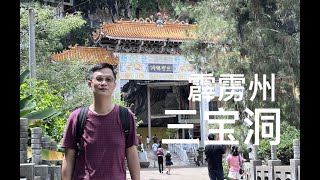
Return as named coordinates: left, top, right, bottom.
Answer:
left=146, top=136, right=150, bottom=149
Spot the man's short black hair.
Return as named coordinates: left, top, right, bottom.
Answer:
left=86, top=63, right=117, bottom=80
left=208, top=133, right=215, bottom=140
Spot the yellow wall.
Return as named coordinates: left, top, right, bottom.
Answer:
left=137, top=127, right=168, bottom=149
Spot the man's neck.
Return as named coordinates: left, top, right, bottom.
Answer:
left=90, top=96, right=114, bottom=115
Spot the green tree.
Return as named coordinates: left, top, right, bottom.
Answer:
left=20, top=2, right=87, bottom=68
left=36, top=59, right=93, bottom=110
left=178, top=0, right=299, bottom=152
left=166, top=128, right=177, bottom=139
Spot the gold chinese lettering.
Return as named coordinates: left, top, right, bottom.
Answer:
left=156, top=66, right=161, bottom=71
left=150, top=65, right=156, bottom=71
left=161, top=65, right=167, bottom=72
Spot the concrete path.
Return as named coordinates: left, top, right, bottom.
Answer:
left=143, top=146, right=190, bottom=168
left=125, top=146, right=212, bottom=179
left=126, top=166, right=210, bottom=180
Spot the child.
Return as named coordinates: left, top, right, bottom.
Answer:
left=165, top=151, right=173, bottom=175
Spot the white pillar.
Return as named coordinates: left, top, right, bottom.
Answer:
left=147, top=86, right=151, bottom=141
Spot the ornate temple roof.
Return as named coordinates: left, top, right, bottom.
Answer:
left=50, top=45, right=119, bottom=65
left=92, top=18, right=198, bottom=43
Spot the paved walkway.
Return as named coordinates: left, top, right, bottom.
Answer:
left=143, top=146, right=190, bottom=168
left=126, top=166, right=210, bottom=180
left=125, top=146, right=212, bottom=179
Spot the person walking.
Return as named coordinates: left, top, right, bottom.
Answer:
left=226, top=145, right=245, bottom=180
left=138, top=135, right=143, bottom=149
left=156, top=147, right=164, bottom=173
left=204, top=133, right=226, bottom=180
left=153, top=134, right=158, bottom=144
left=146, top=136, right=150, bottom=149
left=158, top=140, right=162, bottom=148
left=152, top=142, right=159, bottom=167
left=61, top=63, right=140, bottom=180
left=165, top=151, right=173, bottom=175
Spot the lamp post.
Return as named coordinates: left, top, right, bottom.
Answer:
left=29, top=8, right=36, bottom=79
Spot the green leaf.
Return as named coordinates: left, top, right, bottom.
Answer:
left=20, top=69, right=30, bottom=85
left=24, top=108, right=58, bottom=120
left=20, top=102, right=36, bottom=117
left=20, top=95, right=34, bottom=110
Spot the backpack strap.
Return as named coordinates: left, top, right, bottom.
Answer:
left=76, top=106, right=89, bottom=156
left=119, top=106, right=130, bottom=143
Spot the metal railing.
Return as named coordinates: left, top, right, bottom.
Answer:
left=167, top=144, right=190, bottom=165
left=167, top=143, right=200, bottom=166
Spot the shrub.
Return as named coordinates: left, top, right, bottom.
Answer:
left=20, top=77, right=67, bottom=142
left=222, top=160, right=230, bottom=180
left=258, top=122, right=300, bottom=165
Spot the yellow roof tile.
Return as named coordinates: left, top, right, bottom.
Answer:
left=51, top=46, right=119, bottom=65
left=93, top=19, right=198, bottom=42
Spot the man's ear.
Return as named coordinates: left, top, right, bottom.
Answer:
left=87, top=80, right=92, bottom=88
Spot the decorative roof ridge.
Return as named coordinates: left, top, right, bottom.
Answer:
left=50, top=45, right=119, bottom=65
left=92, top=18, right=199, bottom=43
left=112, top=17, right=196, bottom=26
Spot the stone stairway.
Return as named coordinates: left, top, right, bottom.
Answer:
left=187, top=151, right=197, bottom=166
left=144, top=148, right=190, bottom=167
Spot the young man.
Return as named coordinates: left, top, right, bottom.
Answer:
left=204, top=133, right=226, bottom=180
left=153, top=134, right=158, bottom=144
left=61, top=63, right=140, bottom=180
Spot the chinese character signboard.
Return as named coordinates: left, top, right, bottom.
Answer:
left=148, top=64, right=173, bottom=73
left=116, top=53, right=197, bottom=80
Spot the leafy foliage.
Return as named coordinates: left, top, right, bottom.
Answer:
left=258, top=122, right=300, bottom=165
left=179, top=0, right=300, bottom=138
left=28, top=59, right=92, bottom=142
left=20, top=73, right=67, bottom=142
left=166, top=128, right=177, bottom=139
left=222, top=160, right=230, bottom=179
left=20, top=69, right=58, bottom=121
left=36, top=59, right=93, bottom=109
left=20, top=2, right=87, bottom=68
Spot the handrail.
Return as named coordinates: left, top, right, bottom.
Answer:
left=167, top=144, right=190, bottom=165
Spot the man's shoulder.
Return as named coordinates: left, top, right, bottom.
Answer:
left=68, top=108, right=82, bottom=121
left=219, top=144, right=226, bottom=149
left=117, top=105, right=135, bottom=117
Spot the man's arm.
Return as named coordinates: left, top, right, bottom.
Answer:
left=61, top=148, right=76, bottom=180
left=221, top=145, right=226, bottom=154
left=204, top=145, right=210, bottom=156
left=126, top=145, right=140, bottom=180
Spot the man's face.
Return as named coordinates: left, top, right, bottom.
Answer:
left=88, top=67, right=116, bottom=96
